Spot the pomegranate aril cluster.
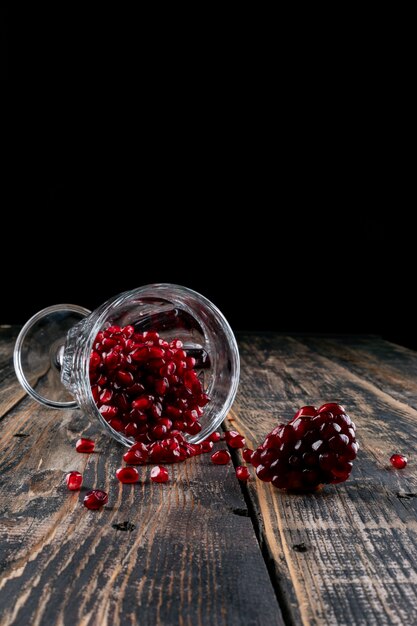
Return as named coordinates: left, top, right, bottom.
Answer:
left=252, top=403, right=359, bottom=491
left=89, top=326, right=210, bottom=448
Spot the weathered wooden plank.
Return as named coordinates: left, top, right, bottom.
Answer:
left=300, top=335, right=417, bottom=410
left=0, top=326, right=23, bottom=419
left=230, top=334, right=417, bottom=626
left=0, top=334, right=284, bottom=626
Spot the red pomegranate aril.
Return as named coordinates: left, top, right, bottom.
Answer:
left=390, top=453, right=407, bottom=469
left=127, top=383, right=145, bottom=396
left=105, top=349, right=120, bottom=369
left=187, top=421, right=202, bottom=435
left=201, top=440, right=214, bottom=453
left=65, top=471, right=83, bottom=490
left=90, top=351, right=101, bottom=369
left=292, top=405, right=318, bottom=420
left=318, top=403, right=345, bottom=415
left=123, top=446, right=149, bottom=465
left=228, top=434, right=246, bottom=449
left=158, top=417, right=173, bottom=430
left=116, top=370, right=134, bottom=386
left=99, top=388, right=113, bottom=404
left=122, top=325, right=135, bottom=338
left=150, top=465, right=169, bottom=482
left=131, top=396, right=153, bottom=411
left=184, top=409, right=198, bottom=423
left=208, top=431, right=221, bottom=443
left=256, top=464, right=274, bottom=482
left=154, top=378, right=169, bottom=395
left=108, top=418, right=124, bottom=432
left=148, top=347, right=165, bottom=359
left=236, top=466, right=250, bottom=481
left=242, top=448, right=254, bottom=462
left=198, top=393, right=210, bottom=407
left=131, top=347, right=150, bottom=362
left=211, top=450, right=231, bottom=465
left=83, top=489, right=108, bottom=510
left=152, top=424, right=167, bottom=439
left=76, top=438, right=95, bottom=453
left=116, top=466, right=139, bottom=483
left=107, top=325, right=121, bottom=334
left=124, top=422, right=139, bottom=437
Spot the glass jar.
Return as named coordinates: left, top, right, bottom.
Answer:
left=14, top=284, right=240, bottom=446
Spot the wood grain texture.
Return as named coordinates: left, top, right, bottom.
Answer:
left=230, top=334, right=417, bottom=626
left=0, top=328, right=284, bottom=626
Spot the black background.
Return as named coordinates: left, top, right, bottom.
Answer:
left=3, top=9, right=415, bottom=349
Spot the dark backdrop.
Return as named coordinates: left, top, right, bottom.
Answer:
left=3, top=9, right=415, bottom=349
left=3, top=176, right=414, bottom=349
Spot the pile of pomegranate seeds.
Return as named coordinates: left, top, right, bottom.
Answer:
left=251, top=403, right=359, bottom=492
left=83, top=489, right=108, bottom=510
left=65, top=471, right=83, bottom=490
left=89, top=326, right=210, bottom=444
left=390, top=453, right=408, bottom=469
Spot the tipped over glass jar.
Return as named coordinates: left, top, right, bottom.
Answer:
left=14, top=284, right=240, bottom=446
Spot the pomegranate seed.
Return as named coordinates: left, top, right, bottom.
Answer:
left=225, top=431, right=246, bottom=449
left=242, top=448, right=254, bottom=462
left=236, top=466, right=250, bottom=481
left=201, top=440, right=214, bottom=453
left=131, top=396, right=153, bottom=410
left=83, top=489, right=108, bottom=510
left=152, top=424, right=167, bottom=439
left=116, top=466, right=140, bottom=483
left=116, top=370, right=134, bottom=386
left=122, top=325, right=135, bottom=338
left=99, top=388, right=113, bottom=404
left=150, top=465, right=169, bottom=483
left=65, top=471, right=83, bottom=490
left=107, top=325, right=122, bottom=334
left=90, top=351, right=101, bottom=369
left=76, top=438, right=95, bottom=453
left=211, top=450, right=231, bottom=465
left=390, top=453, right=407, bottom=469
left=317, top=403, right=346, bottom=416
left=123, top=443, right=149, bottom=465
left=154, top=378, right=169, bottom=395
left=105, top=349, right=120, bottom=369
left=208, top=431, right=221, bottom=443
left=99, top=405, right=119, bottom=419
left=187, top=421, right=202, bottom=435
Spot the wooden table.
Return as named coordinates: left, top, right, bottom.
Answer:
left=1, top=328, right=417, bottom=626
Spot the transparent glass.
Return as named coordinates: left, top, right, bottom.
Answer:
left=14, top=284, right=240, bottom=446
